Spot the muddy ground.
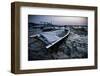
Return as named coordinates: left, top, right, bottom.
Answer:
left=28, top=26, right=88, bottom=60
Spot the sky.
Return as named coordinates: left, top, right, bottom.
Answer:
left=28, top=15, right=88, bottom=25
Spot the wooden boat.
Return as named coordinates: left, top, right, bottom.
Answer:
left=29, top=29, right=70, bottom=49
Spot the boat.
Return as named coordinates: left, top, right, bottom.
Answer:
left=29, top=29, right=70, bottom=49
